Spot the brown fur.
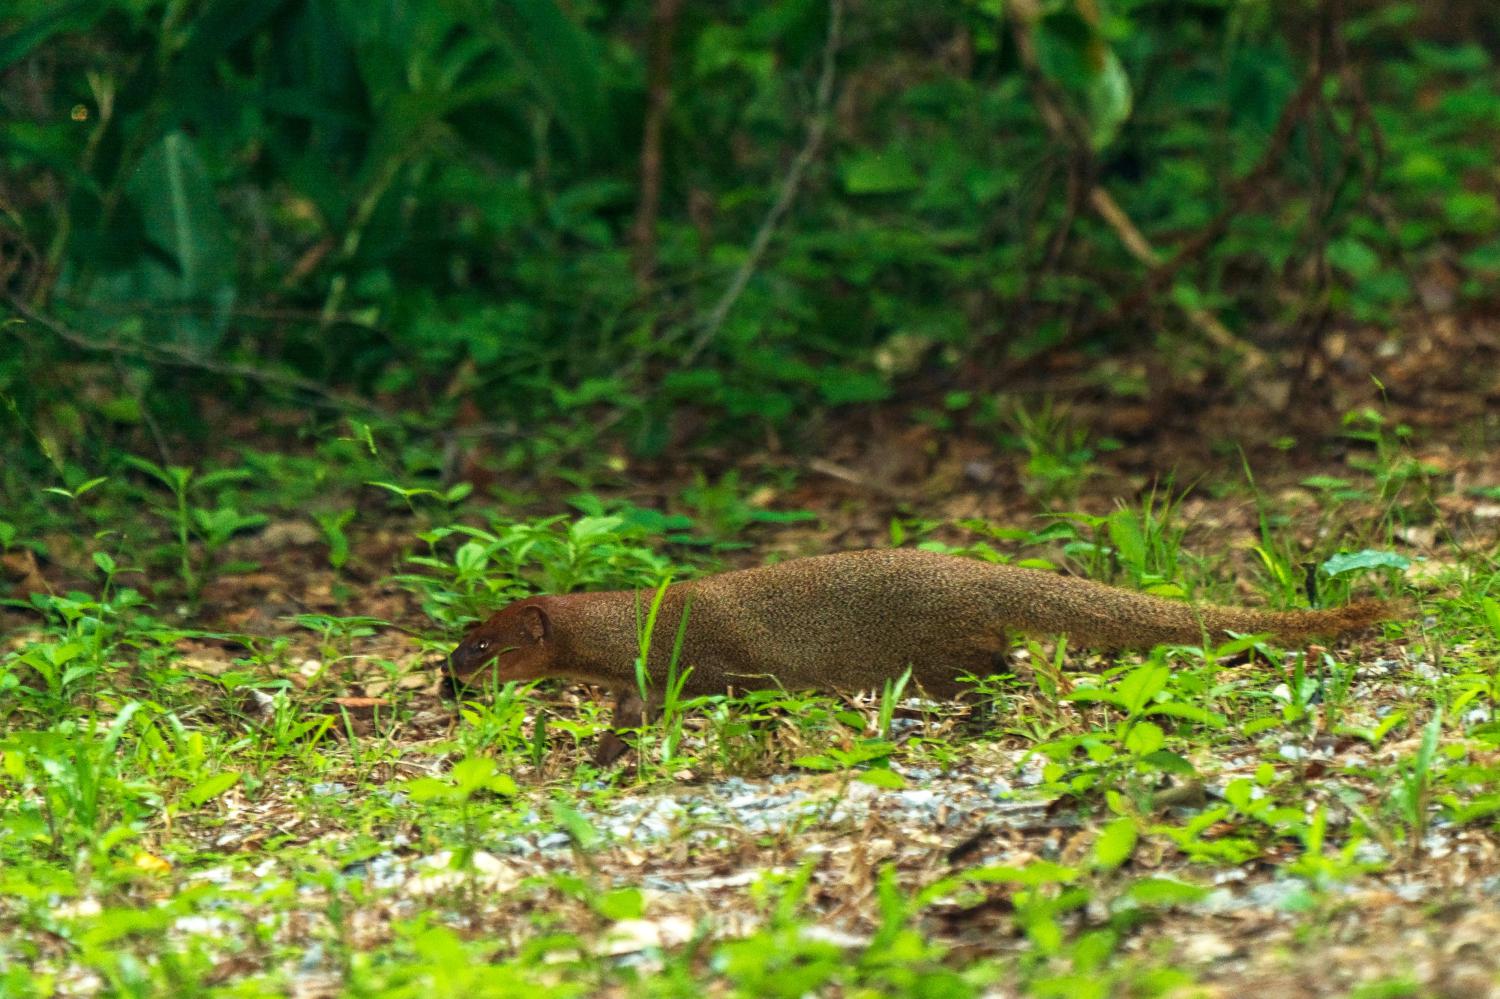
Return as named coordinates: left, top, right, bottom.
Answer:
left=447, top=548, right=1401, bottom=761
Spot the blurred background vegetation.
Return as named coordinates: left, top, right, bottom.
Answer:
left=2, top=0, right=1498, bottom=494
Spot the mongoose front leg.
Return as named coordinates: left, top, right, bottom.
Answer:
left=592, top=688, right=656, bottom=765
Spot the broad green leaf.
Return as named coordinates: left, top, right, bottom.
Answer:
left=1326, top=237, right=1381, bottom=280
left=184, top=771, right=241, bottom=808
left=1124, top=721, right=1164, bottom=757
left=1320, top=549, right=1411, bottom=578
left=123, top=131, right=237, bottom=352
left=1116, top=664, right=1168, bottom=715
left=1064, top=687, right=1126, bottom=708
left=594, top=887, right=644, bottom=921
left=857, top=768, right=906, bottom=790
left=1140, top=749, right=1196, bottom=776
left=1144, top=703, right=1226, bottom=728
left=1125, top=878, right=1208, bottom=906
left=1106, top=509, right=1146, bottom=572
left=403, top=777, right=454, bottom=802
left=1093, top=817, right=1137, bottom=870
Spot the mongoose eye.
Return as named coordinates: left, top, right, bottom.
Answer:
left=474, top=639, right=491, bottom=653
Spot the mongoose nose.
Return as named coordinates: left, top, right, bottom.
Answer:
left=440, top=657, right=466, bottom=700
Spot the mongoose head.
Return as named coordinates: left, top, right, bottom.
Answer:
left=446, top=599, right=556, bottom=692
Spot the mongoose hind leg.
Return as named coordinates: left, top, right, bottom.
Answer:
left=959, top=638, right=1016, bottom=735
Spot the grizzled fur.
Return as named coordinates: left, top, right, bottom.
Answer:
left=447, top=548, right=1398, bottom=762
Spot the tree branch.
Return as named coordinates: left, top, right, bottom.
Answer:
left=2, top=291, right=404, bottom=423
left=681, top=0, right=844, bottom=366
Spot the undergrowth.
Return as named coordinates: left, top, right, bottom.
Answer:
left=1, top=435, right=1495, bottom=995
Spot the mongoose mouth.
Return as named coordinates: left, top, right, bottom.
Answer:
left=440, top=666, right=465, bottom=700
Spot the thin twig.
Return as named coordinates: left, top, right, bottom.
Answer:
left=2, top=291, right=403, bottom=423
left=681, top=0, right=843, bottom=366
left=109, top=350, right=175, bottom=468
left=631, top=0, right=683, bottom=289
left=1006, top=2, right=1269, bottom=366
left=1000, top=0, right=1327, bottom=373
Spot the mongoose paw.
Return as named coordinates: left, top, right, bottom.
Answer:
left=593, top=731, right=633, bottom=766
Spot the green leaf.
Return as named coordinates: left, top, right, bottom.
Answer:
left=1320, top=549, right=1411, bottom=578
left=1085, top=47, right=1133, bottom=150
left=966, top=860, right=1079, bottom=886
left=1124, top=878, right=1208, bottom=906
left=450, top=756, right=516, bottom=796
left=1140, top=749, right=1196, bottom=776
left=594, top=886, right=644, bottom=921
left=1124, top=721, right=1164, bottom=757
left=0, top=2, right=101, bottom=71
left=1326, top=238, right=1381, bottom=281
left=1482, top=598, right=1500, bottom=641
left=1116, top=664, right=1168, bottom=716
left=465, top=0, right=608, bottom=155
left=1093, top=817, right=1137, bottom=870
left=403, top=777, right=455, bottom=803
left=1064, top=687, right=1126, bottom=708
left=1461, top=238, right=1500, bottom=275
left=1106, top=509, right=1145, bottom=573
left=1445, top=191, right=1500, bottom=235
left=183, top=771, right=240, bottom=808
left=123, top=131, right=237, bottom=352
left=857, top=768, right=906, bottom=790
left=1144, top=702, right=1226, bottom=728
left=549, top=799, right=601, bottom=850
left=841, top=151, right=921, bottom=195
left=817, top=369, right=891, bottom=405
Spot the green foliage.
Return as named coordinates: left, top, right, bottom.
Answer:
left=1002, top=399, right=1104, bottom=507
left=399, top=512, right=675, bottom=626
left=6, top=0, right=1499, bottom=471
left=0, top=494, right=1490, bottom=993
left=124, top=458, right=268, bottom=599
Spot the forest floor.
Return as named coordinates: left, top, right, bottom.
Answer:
left=3, top=315, right=1500, bottom=996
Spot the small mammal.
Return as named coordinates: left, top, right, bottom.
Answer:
left=447, top=548, right=1399, bottom=762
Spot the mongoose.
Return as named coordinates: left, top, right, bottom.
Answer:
left=447, top=548, right=1399, bottom=762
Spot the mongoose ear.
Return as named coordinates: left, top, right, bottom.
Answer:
left=521, top=605, right=551, bottom=643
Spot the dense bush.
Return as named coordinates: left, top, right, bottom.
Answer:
left=2, top=0, right=1498, bottom=475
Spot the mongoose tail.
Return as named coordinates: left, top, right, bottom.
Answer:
left=988, top=566, right=1402, bottom=649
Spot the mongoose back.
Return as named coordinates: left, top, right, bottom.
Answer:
left=447, top=548, right=1399, bottom=759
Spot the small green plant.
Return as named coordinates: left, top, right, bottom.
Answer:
left=631, top=579, right=697, bottom=766
left=677, top=471, right=816, bottom=546
left=0, top=706, right=160, bottom=869
left=125, top=458, right=267, bottom=599
left=403, top=756, right=519, bottom=875
left=315, top=508, right=357, bottom=575
left=290, top=614, right=386, bottom=674
left=1002, top=399, right=1111, bottom=506
left=1032, top=655, right=1225, bottom=809
left=454, top=680, right=537, bottom=760
left=1046, top=487, right=1192, bottom=593
left=1340, top=406, right=1440, bottom=521
left=1385, top=710, right=1445, bottom=855
left=398, top=514, right=673, bottom=627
